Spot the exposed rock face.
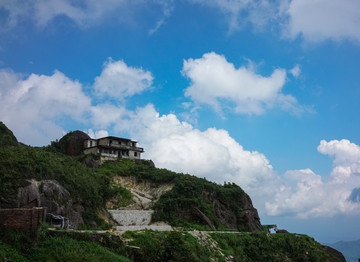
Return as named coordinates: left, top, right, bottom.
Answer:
left=13, top=179, right=84, bottom=227
left=202, top=191, right=262, bottom=232
left=322, top=245, right=346, bottom=262
left=110, top=175, right=174, bottom=210
left=236, top=194, right=262, bottom=232
left=111, top=175, right=262, bottom=232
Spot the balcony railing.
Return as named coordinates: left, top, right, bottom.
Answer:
left=108, top=143, right=144, bottom=152
left=100, top=153, right=118, bottom=158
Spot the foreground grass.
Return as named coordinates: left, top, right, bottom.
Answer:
left=211, top=232, right=330, bottom=261
left=28, top=236, right=131, bottom=262
left=0, top=226, right=130, bottom=262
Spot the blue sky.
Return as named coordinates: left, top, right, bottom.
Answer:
left=1, top=0, right=360, bottom=243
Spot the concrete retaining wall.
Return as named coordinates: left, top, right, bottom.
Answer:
left=116, top=225, right=172, bottom=231
left=109, top=210, right=154, bottom=226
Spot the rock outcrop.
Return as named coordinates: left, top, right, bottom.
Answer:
left=2, top=179, right=85, bottom=227
left=201, top=191, right=262, bottom=232
left=61, top=130, right=90, bottom=156
left=109, top=175, right=174, bottom=210
left=322, top=245, right=346, bottom=262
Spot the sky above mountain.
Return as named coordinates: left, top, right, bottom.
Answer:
left=1, top=0, right=360, bottom=243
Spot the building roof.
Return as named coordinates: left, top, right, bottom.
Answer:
left=85, top=136, right=137, bottom=143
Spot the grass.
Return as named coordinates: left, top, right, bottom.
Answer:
left=211, top=232, right=330, bottom=261
left=0, top=226, right=130, bottom=262
left=125, top=230, right=224, bottom=262
left=28, top=236, right=131, bottom=262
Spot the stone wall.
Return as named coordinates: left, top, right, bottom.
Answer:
left=0, top=207, right=46, bottom=231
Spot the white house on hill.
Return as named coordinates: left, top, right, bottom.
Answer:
left=83, top=136, right=144, bottom=162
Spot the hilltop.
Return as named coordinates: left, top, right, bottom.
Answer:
left=0, top=122, right=346, bottom=261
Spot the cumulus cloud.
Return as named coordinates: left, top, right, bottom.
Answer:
left=266, top=139, right=360, bottom=218
left=120, top=104, right=281, bottom=209
left=0, top=58, right=150, bottom=145
left=318, top=139, right=360, bottom=173
left=87, top=129, right=109, bottom=139
left=0, top=69, right=91, bottom=145
left=93, top=59, right=153, bottom=100
left=284, top=0, right=360, bottom=42
left=182, top=52, right=303, bottom=114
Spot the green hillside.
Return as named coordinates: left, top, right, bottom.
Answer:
left=0, top=122, right=344, bottom=261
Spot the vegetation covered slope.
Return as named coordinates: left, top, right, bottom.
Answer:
left=0, top=225, right=130, bottom=262
left=0, top=122, right=261, bottom=231
left=0, top=226, right=335, bottom=262
left=0, top=122, right=345, bottom=261
left=0, top=121, right=18, bottom=147
left=98, top=159, right=262, bottom=231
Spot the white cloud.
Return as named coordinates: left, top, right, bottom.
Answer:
left=0, top=1, right=32, bottom=31
left=318, top=139, right=360, bottom=173
left=0, top=58, right=150, bottom=145
left=284, top=0, right=360, bottom=42
left=182, top=52, right=303, bottom=114
left=0, top=69, right=91, bottom=145
left=87, top=129, right=109, bottom=139
left=0, top=0, right=173, bottom=32
left=93, top=59, right=153, bottom=100
left=289, top=64, right=301, bottom=78
left=0, top=0, right=136, bottom=29
left=266, top=139, right=360, bottom=218
left=188, top=0, right=280, bottom=32
left=90, top=103, right=129, bottom=130
left=148, top=0, right=174, bottom=35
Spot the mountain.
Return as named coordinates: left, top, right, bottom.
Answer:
left=328, top=239, right=360, bottom=262
left=0, top=122, right=346, bottom=261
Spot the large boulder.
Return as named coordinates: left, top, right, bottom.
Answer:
left=15, top=179, right=84, bottom=227
left=57, top=130, right=90, bottom=156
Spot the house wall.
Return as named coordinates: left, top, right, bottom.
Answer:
left=84, top=147, right=98, bottom=155
left=84, top=139, right=97, bottom=148
left=98, top=138, right=109, bottom=146
left=129, top=150, right=141, bottom=159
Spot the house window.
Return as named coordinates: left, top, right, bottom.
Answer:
left=134, top=152, right=138, bottom=157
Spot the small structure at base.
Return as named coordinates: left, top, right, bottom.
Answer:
left=0, top=207, right=46, bottom=232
